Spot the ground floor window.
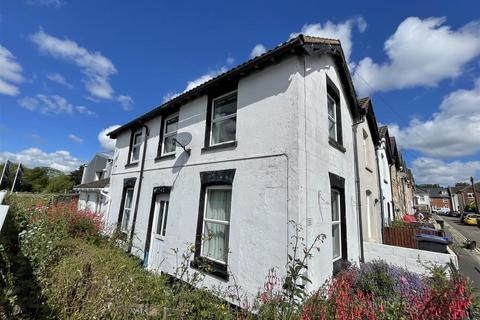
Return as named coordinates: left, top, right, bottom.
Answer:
left=120, top=188, right=134, bottom=233
left=329, top=172, right=346, bottom=273
left=331, top=189, right=341, bottom=261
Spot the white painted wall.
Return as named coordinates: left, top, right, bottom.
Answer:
left=377, top=139, right=393, bottom=226
left=78, top=191, right=108, bottom=218
left=107, top=54, right=360, bottom=299
left=364, top=241, right=458, bottom=275
left=356, top=120, right=382, bottom=243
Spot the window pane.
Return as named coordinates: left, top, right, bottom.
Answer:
left=212, top=117, right=236, bottom=144
left=327, top=96, right=335, bottom=119
left=331, top=190, right=339, bottom=221
left=133, top=132, right=142, bottom=144
left=213, top=94, right=237, bottom=119
left=155, top=201, right=165, bottom=235
left=163, top=135, right=176, bottom=154
left=203, top=222, right=228, bottom=262
left=328, top=119, right=336, bottom=140
left=165, top=117, right=178, bottom=133
left=162, top=201, right=169, bottom=236
left=125, top=189, right=134, bottom=209
left=206, top=189, right=231, bottom=221
left=122, top=208, right=131, bottom=231
left=132, top=146, right=140, bottom=162
left=332, top=224, right=340, bottom=259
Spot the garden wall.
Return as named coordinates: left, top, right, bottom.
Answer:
left=363, top=241, right=458, bottom=275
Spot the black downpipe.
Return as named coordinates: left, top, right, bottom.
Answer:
left=352, top=119, right=365, bottom=262
left=128, top=123, right=149, bottom=252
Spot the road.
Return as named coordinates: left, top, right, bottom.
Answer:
left=438, top=214, right=480, bottom=292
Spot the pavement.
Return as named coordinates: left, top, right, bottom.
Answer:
left=437, top=214, right=480, bottom=292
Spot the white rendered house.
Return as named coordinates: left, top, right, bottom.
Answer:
left=376, top=126, right=394, bottom=226
left=106, top=35, right=363, bottom=298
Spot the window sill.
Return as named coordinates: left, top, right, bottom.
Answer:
left=328, top=139, right=346, bottom=153
left=201, top=141, right=237, bottom=153
left=154, top=153, right=176, bottom=162
left=190, top=257, right=229, bottom=281
left=125, top=162, right=139, bottom=169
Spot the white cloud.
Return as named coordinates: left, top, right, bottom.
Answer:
left=30, top=29, right=132, bottom=108
left=116, top=95, right=134, bottom=111
left=250, top=44, right=267, bottom=58
left=0, top=44, right=24, bottom=96
left=412, top=157, right=480, bottom=185
left=353, top=17, right=480, bottom=95
left=26, top=0, right=64, bottom=8
left=0, top=147, right=82, bottom=172
left=163, top=59, right=232, bottom=103
left=68, top=134, right=83, bottom=143
left=18, top=94, right=95, bottom=115
left=98, top=125, right=120, bottom=151
left=46, top=72, right=73, bottom=88
left=290, top=16, right=367, bottom=63
left=388, top=78, right=480, bottom=158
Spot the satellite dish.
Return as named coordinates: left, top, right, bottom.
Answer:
left=173, top=132, right=192, bottom=155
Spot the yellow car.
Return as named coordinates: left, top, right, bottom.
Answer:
left=464, top=214, right=478, bottom=225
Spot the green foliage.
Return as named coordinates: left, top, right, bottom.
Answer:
left=20, top=167, right=50, bottom=193
left=455, top=182, right=469, bottom=187
left=417, top=184, right=440, bottom=188
left=68, top=166, right=84, bottom=185
left=44, top=175, right=75, bottom=193
left=464, top=202, right=477, bottom=211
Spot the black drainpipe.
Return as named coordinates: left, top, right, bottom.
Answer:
left=128, top=122, right=149, bottom=253
left=352, top=117, right=365, bottom=263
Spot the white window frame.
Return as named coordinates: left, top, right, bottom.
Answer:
left=161, top=113, right=179, bottom=156
left=331, top=189, right=342, bottom=262
left=443, top=199, right=448, bottom=204
left=210, top=91, right=237, bottom=147
left=327, top=94, right=337, bottom=141
left=467, top=193, right=474, bottom=198
left=363, top=129, right=371, bottom=169
left=200, top=185, right=232, bottom=265
left=130, top=129, right=143, bottom=163
left=120, top=188, right=134, bottom=233
left=153, top=197, right=169, bottom=239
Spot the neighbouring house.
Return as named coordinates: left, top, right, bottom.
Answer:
left=377, top=126, right=394, bottom=225
left=74, top=153, right=113, bottom=220
left=448, top=186, right=464, bottom=213
left=356, top=97, right=382, bottom=243
left=403, top=169, right=415, bottom=215
left=424, top=187, right=452, bottom=212
left=105, top=35, right=364, bottom=298
left=389, top=137, right=405, bottom=218
left=457, top=182, right=480, bottom=211
left=414, top=187, right=431, bottom=212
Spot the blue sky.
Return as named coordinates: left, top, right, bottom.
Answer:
left=0, top=0, right=479, bottom=185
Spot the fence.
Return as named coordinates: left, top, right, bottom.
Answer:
left=383, top=226, right=444, bottom=249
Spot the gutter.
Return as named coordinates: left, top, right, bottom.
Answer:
left=128, top=122, right=150, bottom=252
left=352, top=117, right=365, bottom=263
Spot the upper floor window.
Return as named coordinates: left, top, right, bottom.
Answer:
left=362, top=129, right=371, bottom=169
left=468, top=193, right=474, bottom=198
left=326, top=77, right=343, bottom=148
left=443, top=199, right=448, bottom=204
left=210, top=92, right=237, bottom=146
left=130, top=129, right=143, bottom=163
left=161, top=113, right=179, bottom=156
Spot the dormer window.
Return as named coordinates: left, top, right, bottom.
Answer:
left=130, top=129, right=143, bottom=163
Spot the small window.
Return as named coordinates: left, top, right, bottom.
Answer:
left=331, top=189, right=341, bottom=261
left=468, top=193, right=474, bottom=198
left=201, top=186, right=232, bottom=264
left=161, top=114, right=179, bottom=155
left=130, top=129, right=143, bottom=163
left=443, top=199, right=448, bottom=204
left=210, top=92, right=237, bottom=146
left=328, top=94, right=337, bottom=141
left=121, top=188, right=134, bottom=233
left=155, top=199, right=169, bottom=237
left=362, top=129, right=371, bottom=169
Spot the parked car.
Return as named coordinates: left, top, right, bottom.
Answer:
left=461, top=211, right=476, bottom=223
left=434, top=208, right=450, bottom=215
left=449, top=211, right=460, bottom=217
left=464, top=214, right=478, bottom=226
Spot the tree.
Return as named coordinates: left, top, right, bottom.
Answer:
left=69, top=166, right=84, bottom=185
left=21, top=167, right=49, bottom=193
left=45, top=175, right=75, bottom=193
left=455, top=182, right=469, bottom=187
left=417, top=184, right=440, bottom=188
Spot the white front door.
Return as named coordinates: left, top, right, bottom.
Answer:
left=148, top=193, right=169, bottom=270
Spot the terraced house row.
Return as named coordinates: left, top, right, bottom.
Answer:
left=75, top=35, right=417, bottom=299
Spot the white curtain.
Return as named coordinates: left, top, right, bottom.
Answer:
left=203, top=189, right=231, bottom=262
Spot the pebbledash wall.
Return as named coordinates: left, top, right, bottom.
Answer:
left=107, top=53, right=361, bottom=298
